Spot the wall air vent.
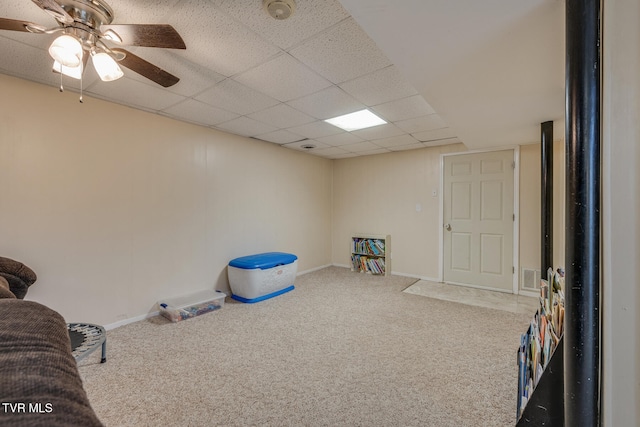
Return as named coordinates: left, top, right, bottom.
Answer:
left=521, top=267, right=542, bottom=291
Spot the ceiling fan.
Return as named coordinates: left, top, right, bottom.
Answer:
left=0, top=0, right=186, bottom=88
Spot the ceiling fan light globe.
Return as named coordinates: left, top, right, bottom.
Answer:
left=53, top=60, right=83, bottom=80
left=48, top=35, right=82, bottom=67
left=92, top=51, right=124, bottom=82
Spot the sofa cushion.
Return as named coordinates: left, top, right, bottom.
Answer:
left=0, top=276, right=15, bottom=299
left=0, top=300, right=103, bottom=426
left=0, top=257, right=37, bottom=299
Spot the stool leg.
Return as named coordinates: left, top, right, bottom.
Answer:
left=100, top=340, right=107, bottom=363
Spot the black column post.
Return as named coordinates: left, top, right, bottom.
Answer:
left=541, top=121, right=554, bottom=277
left=565, top=0, right=601, bottom=425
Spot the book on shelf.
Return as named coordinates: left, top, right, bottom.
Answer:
left=517, top=267, right=565, bottom=421
left=351, top=235, right=389, bottom=275
left=350, top=254, right=386, bottom=275
left=367, top=240, right=380, bottom=255
left=352, top=237, right=386, bottom=256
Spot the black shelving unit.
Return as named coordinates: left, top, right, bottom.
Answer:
left=517, top=337, right=564, bottom=426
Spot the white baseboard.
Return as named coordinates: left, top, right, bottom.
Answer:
left=104, top=311, right=158, bottom=331
left=330, top=264, right=440, bottom=283
left=297, top=264, right=332, bottom=275
left=517, top=289, right=540, bottom=298
left=104, top=265, right=441, bottom=330
left=331, top=263, right=351, bottom=269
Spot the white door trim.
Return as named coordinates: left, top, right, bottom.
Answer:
left=438, top=146, right=520, bottom=294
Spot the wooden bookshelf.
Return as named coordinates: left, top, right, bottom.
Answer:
left=350, top=234, right=390, bottom=276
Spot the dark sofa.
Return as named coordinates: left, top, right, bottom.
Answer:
left=0, top=258, right=103, bottom=427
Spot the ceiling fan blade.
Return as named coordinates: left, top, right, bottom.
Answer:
left=111, top=48, right=179, bottom=88
left=31, top=0, right=74, bottom=24
left=0, top=17, right=41, bottom=32
left=101, top=24, right=186, bottom=49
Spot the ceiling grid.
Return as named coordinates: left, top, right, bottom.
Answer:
left=8, top=0, right=565, bottom=158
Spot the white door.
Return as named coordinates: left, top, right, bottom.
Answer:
left=443, top=150, right=514, bottom=291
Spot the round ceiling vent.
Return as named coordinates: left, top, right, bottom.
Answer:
left=263, top=0, right=296, bottom=20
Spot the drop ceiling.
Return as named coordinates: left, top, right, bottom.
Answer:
left=0, top=0, right=565, bottom=158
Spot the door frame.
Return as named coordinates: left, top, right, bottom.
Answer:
left=438, top=146, right=520, bottom=294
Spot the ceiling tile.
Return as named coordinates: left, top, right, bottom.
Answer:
left=388, top=143, right=426, bottom=152
left=316, top=132, right=364, bottom=147
left=290, top=18, right=391, bottom=84
left=310, top=147, right=357, bottom=159
left=215, top=116, right=279, bottom=137
left=412, top=127, right=458, bottom=142
left=248, top=103, right=315, bottom=129
left=0, top=0, right=566, bottom=159
left=351, top=123, right=404, bottom=141
left=372, top=95, right=436, bottom=122
left=355, top=148, right=391, bottom=156
left=395, top=114, right=447, bottom=133
left=282, top=139, right=332, bottom=152
left=310, top=146, right=352, bottom=158
left=122, top=48, right=226, bottom=97
left=0, top=3, right=55, bottom=50
left=0, top=36, right=105, bottom=91
left=87, top=76, right=185, bottom=111
left=0, top=0, right=467, bottom=160
left=212, top=0, right=349, bottom=50
left=170, top=0, right=281, bottom=76
left=0, top=1, right=51, bottom=24
left=104, top=0, right=183, bottom=24
left=285, top=120, right=343, bottom=139
left=254, top=129, right=308, bottom=145
left=372, top=134, right=421, bottom=148
left=0, top=37, right=64, bottom=87
left=339, top=65, right=418, bottom=106
left=329, top=152, right=360, bottom=159
left=162, top=99, right=238, bottom=127
left=235, top=54, right=332, bottom=102
left=286, top=86, right=364, bottom=119
left=195, top=78, right=279, bottom=115
left=341, top=141, right=384, bottom=152
left=422, top=137, right=461, bottom=147
left=0, top=29, right=50, bottom=50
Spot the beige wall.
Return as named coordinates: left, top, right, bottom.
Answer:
left=602, top=0, right=640, bottom=424
left=0, top=73, right=570, bottom=328
left=518, top=139, right=566, bottom=280
left=332, top=142, right=566, bottom=287
left=332, top=144, right=464, bottom=280
left=0, top=74, right=333, bottom=327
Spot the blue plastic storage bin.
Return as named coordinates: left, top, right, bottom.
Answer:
left=228, top=252, right=298, bottom=303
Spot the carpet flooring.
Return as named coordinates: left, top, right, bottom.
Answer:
left=78, top=266, right=532, bottom=426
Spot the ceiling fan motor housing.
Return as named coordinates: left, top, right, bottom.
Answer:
left=263, top=0, right=296, bottom=20
left=58, top=0, right=114, bottom=28
left=55, top=0, right=115, bottom=48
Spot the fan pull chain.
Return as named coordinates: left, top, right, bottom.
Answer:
left=59, top=69, right=64, bottom=92
left=79, top=72, right=83, bottom=103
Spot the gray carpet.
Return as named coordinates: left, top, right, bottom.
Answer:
left=78, top=266, right=531, bottom=426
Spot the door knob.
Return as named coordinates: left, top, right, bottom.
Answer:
left=444, top=223, right=451, bottom=231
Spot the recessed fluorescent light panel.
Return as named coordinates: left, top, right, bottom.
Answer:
left=324, top=109, right=387, bottom=131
